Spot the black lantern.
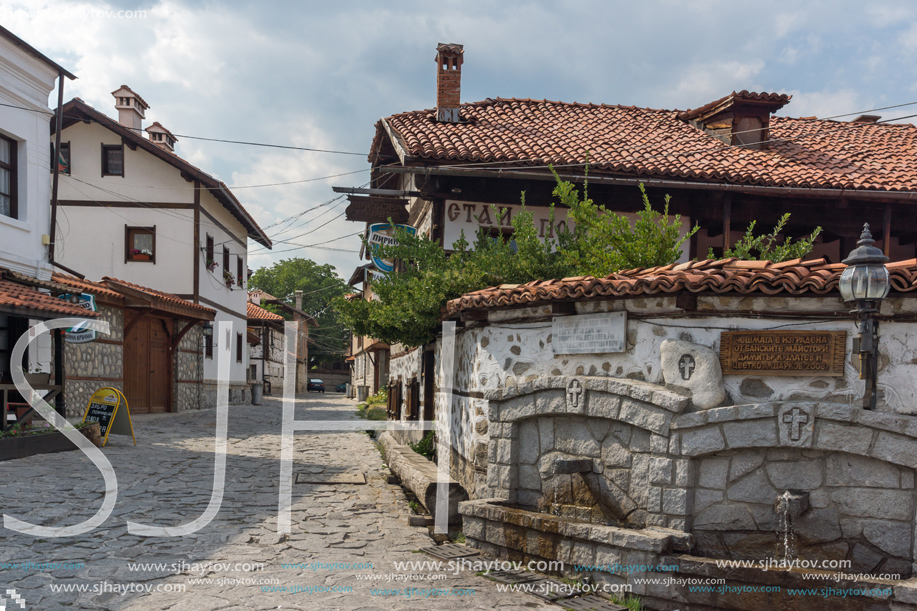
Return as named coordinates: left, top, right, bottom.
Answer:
left=201, top=321, right=214, bottom=338
left=839, top=223, right=890, bottom=410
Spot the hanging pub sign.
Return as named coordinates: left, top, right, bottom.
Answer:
left=367, top=223, right=417, bottom=273
left=345, top=195, right=409, bottom=224
left=58, top=293, right=98, bottom=343
left=81, top=387, right=136, bottom=446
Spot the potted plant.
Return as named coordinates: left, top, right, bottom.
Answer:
left=237, top=275, right=244, bottom=289
left=129, top=248, right=152, bottom=261
left=206, top=259, right=218, bottom=272
left=223, top=269, right=236, bottom=287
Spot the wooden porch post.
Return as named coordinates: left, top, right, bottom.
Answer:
left=54, top=328, right=65, bottom=417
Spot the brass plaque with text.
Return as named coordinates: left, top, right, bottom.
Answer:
left=719, top=330, right=846, bottom=376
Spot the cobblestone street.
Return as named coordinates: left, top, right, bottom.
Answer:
left=0, top=394, right=548, bottom=610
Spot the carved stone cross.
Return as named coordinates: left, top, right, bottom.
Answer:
left=782, top=407, right=809, bottom=442
left=678, top=354, right=696, bottom=381
left=567, top=379, right=583, bottom=409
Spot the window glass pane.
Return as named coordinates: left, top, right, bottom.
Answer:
left=133, top=232, right=153, bottom=252
left=0, top=167, right=9, bottom=196
left=0, top=195, right=9, bottom=217
left=0, top=138, right=9, bottom=165
left=106, top=148, right=123, bottom=174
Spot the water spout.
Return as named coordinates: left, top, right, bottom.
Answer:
left=775, top=490, right=809, bottom=565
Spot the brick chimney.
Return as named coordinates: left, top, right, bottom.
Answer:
left=146, top=121, right=177, bottom=152
left=111, top=85, right=149, bottom=132
left=435, top=43, right=464, bottom=123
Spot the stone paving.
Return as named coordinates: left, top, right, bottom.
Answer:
left=0, top=393, right=551, bottom=610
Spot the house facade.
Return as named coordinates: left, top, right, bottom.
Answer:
left=0, top=26, right=89, bottom=426
left=343, top=42, right=917, bottom=419
left=52, top=88, right=272, bottom=408
left=247, top=294, right=285, bottom=395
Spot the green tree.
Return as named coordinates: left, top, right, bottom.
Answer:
left=249, top=258, right=349, bottom=366
left=336, top=172, right=698, bottom=347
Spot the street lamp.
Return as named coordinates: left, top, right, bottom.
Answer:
left=839, top=223, right=890, bottom=410
left=201, top=321, right=214, bottom=338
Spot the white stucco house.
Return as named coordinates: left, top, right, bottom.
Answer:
left=0, top=26, right=75, bottom=280
left=52, top=86, right=272, bottom=407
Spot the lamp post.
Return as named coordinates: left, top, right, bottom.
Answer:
left=839, top=223, right=890, bottom=410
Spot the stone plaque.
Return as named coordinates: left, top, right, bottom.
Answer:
left=719, top=330, right=846, bottom=376
left=552, top=311, right=626, bottom=354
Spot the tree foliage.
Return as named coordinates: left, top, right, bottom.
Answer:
left=713, top=213, right=823, bottom=262
left=248, top=258, right=349, bottom=364
left=335, top=172, right=698, bottom=347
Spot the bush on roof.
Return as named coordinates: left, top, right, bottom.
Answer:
left=335, top=170, right=701, bottom=347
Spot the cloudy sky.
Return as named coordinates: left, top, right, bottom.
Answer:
left=5, top=0, right=917, bottom=279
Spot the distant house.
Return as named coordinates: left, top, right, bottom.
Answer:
left=247, top=289, right=316, bottom=392
left=247, top=294, right=285, bottom=395
left=0, top=26, right=88, bottom=425
left=342, top=42, right=917, bottom=422
left=52, top=87, right=272, bottom=409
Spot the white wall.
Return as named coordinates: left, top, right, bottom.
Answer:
left=56, top=118, right=258, bottom=387
left=0, top=36, right=59, bottom=280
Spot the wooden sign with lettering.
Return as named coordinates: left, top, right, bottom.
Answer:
left=719, top=331, right=846, bottom=376
left=345, top=196, right=409, bottom=224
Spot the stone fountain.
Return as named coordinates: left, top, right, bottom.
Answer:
left=459, top=373, right=917, bottom=610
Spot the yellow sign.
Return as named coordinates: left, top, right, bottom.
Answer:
left=81, top=387, right=136, bottom=446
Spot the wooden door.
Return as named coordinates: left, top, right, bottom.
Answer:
left=124, top=315, right=151, bottom=414
left=124, top=314, right=172, bottom=414
left=149, top=318, right=170, bottom=413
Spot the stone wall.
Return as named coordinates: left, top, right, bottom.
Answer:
left=421, top=295, right=917, bottom=503
left=174, top=324, right=202, bottom=412
left=63, top=303, right=123, bottom=418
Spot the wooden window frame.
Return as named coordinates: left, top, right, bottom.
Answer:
left=205, top=234, right=215, bottom=267
left=101, top=144, right=124, bottom=177
left=205, top=333, right=213, bottom=359
left=0, top=134, right=18, bottom=219
left=125, top=226, right=156, bottom=263
left=236, top=255, right=244, bottom=289
left=222, top=245, right=230, bottom=274
left=51, top=141, right=70, bottom=175
left=236, top=332, right=243, bottom=363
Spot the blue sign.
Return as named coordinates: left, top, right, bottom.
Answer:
left=58, top=293, right=97, bottom=343
left=367, top=223, right=416, bottom=273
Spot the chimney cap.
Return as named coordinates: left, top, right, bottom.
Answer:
left=146, top=121, right=176, bottom=138
left=111, top=84, right=150, bottom=110
left=851, top=115, right=881, bottom=124
left=436, top=42, right=464, bottom=56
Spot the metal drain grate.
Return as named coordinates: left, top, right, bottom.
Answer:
left=484, top=569, right=543, bottom=584
left=561, top=595, right=628, bottom=611
left=419, top=543, right=480, bottom=560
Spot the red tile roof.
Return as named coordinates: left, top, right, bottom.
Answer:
left=0, top=276, right=101, bottom=318
left=51, top=273, right=123, bottom=301
left=443, top=258, right=917, bottom=315
left=247, top=301, right=284, bottom=322
left=374, top=97, right=917, bottom=192
left=101, top=277, right=215, bottom=319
